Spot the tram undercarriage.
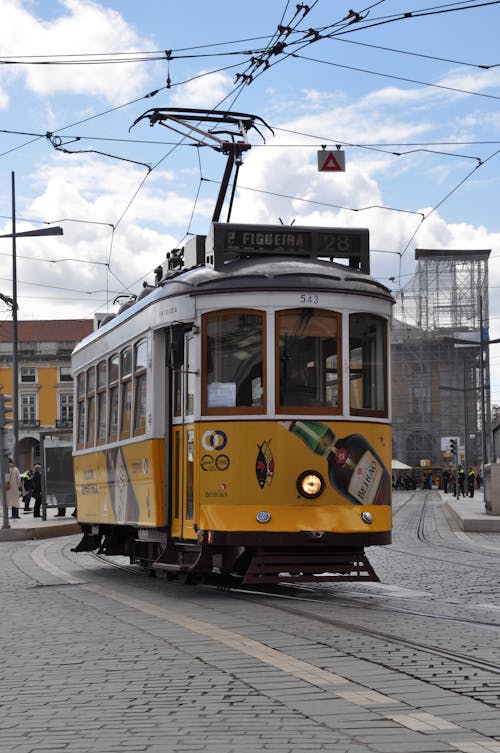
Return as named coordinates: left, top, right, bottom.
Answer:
left=73, top=524, right=382, bottom=585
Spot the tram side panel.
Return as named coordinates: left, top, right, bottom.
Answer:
left=74, top=438, right=166, bottom=527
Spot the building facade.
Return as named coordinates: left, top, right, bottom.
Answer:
left=391, top=248, right=491, bottom=474
left=0, top=319, right=93, bottom=471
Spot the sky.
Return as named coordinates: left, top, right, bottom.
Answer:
left=1, top=0, right=500, bottom=405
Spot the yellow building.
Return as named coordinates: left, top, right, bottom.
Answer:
left=0, top=319, right=93, bottom=471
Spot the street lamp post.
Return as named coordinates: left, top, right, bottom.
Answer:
left=0, top=171, right=63, bottom=466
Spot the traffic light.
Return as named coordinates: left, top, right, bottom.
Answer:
left=0, top=393, right=13, bottom=428
left=449, top=438, right=457, bottom=454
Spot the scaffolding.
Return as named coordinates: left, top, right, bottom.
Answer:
left=392, top=248, right=491, bottom=471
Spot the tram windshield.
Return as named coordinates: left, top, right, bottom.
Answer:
left=203, top=310, right=265, bottom=412
left=277, top=309, right=340, bottom=411
left=349, top=314, right=387, bottom=415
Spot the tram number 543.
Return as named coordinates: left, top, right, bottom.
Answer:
left=299, top=294, right=319, bottom=304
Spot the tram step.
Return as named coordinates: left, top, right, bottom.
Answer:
left=243, top=550, right=379, bottom=585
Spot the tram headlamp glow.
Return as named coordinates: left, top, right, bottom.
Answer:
left=297, top=470, right=324, bottom=499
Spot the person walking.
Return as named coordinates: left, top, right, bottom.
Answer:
left=32, top=464, right=42, bottom=518
left=5, top=458, right=21, bottom=519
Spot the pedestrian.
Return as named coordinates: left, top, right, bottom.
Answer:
left=476, top=472, right=482, bottom=490
left=442, top=469, right=450, bottom=493
left=458, top=466, right=466, bottom=497
left=20, top=469, right=34, bottom=512
left=5, top=457, right=21, bottom=519
left=32, top=464, right=42, bottom=518
left=467, top=467, right=476, bottom=498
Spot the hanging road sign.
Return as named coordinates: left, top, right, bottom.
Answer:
left=317, top=150, right=345, bottom=172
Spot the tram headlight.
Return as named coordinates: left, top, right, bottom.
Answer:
left=296, top=470, right=324, bottom=499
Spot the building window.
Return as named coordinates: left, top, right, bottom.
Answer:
left=59, top=366, right=73, bottom=382
left=21, top=367, right=37, bottom=383
left=60, top=393, right=73, bottom=424
left=21, top=393, right=37, bottom=423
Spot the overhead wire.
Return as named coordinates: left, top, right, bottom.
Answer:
left=292, top=52, right=500, bottom=102
left=1, top=0, right=499, bottom=312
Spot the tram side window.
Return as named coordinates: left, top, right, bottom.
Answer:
left=108, top=354, right=119, bottom=442
left=349, top=314, right=387, bottom=415
left=120, top=348, right=133, bottom=439
left=133, top=340, right=147, bottom=435
left=277, top=309, right=341, bottom=411
left=76, top=372, right=86, bottom=448
left=203, top=310, right=265, bottom=413
left=96, top=361, right=107, bottom=444
left=86, top=366, right=96, bottom=448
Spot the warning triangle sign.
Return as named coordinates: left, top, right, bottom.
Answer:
left=317, top=150, right=345, bottom=172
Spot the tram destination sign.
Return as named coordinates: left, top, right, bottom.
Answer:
left=208, top=223, right=370, bottom=273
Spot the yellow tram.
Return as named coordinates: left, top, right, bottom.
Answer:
left=72, top=222, right=393, bottom=585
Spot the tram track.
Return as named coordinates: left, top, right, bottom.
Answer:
left=57, top=541, right=500, bottom=708
left=391, top=490, right=500, bottom=569
left=231, top=590, right=500, bottom=674
left=225, top=588, right=500, bottom=709
left=80, top=546, right=500, bottom=632
left=79, top=548, right=500, bottom=665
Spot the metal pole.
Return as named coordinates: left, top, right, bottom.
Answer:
left=11, top=172, right=19, bottom=465
left=463, top=358, right=468, bottom=471
left=0, top=432, right=10, bottom=529
left=479, top=294, right=487, bottom=467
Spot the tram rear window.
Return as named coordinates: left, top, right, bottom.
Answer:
left=349, top=314, right=387, bottom=415
left=203, top=310, right=265, bottom=413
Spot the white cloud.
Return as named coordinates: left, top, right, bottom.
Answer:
left=168, top=69, right=235, bottom=109
left=0, top=0, right=155, bottom=103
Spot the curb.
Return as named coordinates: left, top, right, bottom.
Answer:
left=0, top=522, right=81, bottom=542
left=444, top=501, right=500, bottom=533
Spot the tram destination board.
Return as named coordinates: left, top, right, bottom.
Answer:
left=208, top=223, right=369, bottom=273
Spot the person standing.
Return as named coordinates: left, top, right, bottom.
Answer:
left=467, top=467, right=476, bottom=498
left=442, top=469, right=450, bottom=493
left=32, top=464, right=42, bottom=518
left=20, top=469, right=34, bottom=512
left=458, top=466, right=466, bottom=497
left=5, top=458, right=21, bottom=519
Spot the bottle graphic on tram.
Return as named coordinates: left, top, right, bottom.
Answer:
left=279, top=420, right=390, bottom=505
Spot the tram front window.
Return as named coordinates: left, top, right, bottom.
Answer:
left=203, top=310, right=264, bottom=412
left=349, top=314, right=387, bottom=415
left=277, top=309, right=340, bottom=411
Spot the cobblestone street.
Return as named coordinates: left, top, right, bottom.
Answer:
left=1, top=491, right=499, bottom=753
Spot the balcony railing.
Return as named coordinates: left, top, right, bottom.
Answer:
left=18, top=419, right=40, bottom=429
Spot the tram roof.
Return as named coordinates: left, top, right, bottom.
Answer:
left=74, top=234, right=394, bottom=356
left=159, top=255, right=392, bottom=298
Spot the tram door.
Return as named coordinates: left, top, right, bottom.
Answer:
left=170, top=333, right=197, bottom=540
